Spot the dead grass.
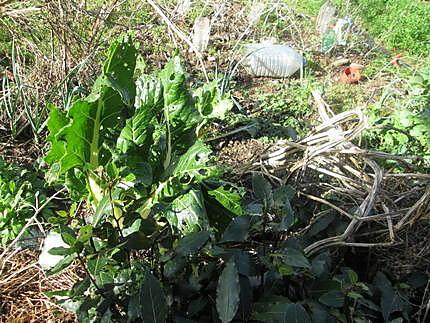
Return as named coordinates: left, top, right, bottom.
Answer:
left=0, top=248, right=80, bottom=322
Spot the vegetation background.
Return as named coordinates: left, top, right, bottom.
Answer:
left=0, top=0, right=429, bottom=322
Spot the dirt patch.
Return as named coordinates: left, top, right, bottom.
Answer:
left=216, top=138, right=269, bottom=169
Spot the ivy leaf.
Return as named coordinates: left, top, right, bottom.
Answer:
left=175, top=230, right=210, bottom=256
left=208, top=187, right=243, bottom=216
left=140, top=271, right=168, bottom=323
left=252, top=173, right=273, bottom=207
left=216, top=259, right=240, bottom=323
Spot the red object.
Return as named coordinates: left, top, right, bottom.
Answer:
left=391, top=53, right=404, bottom=67
left=339, top=66, right=361, bottom=84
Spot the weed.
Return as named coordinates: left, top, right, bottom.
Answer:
left=0, top=158, right=52, bottom=246
left=356, top=0, right=430, bottom=56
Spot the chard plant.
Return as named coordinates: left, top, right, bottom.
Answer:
left=43, top=34, right=243, bottom=321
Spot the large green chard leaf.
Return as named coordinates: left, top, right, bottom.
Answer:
left=117, top=75, right=163, bottom=154
left=159, top=56, right=200, bottom=130
left=208, top=187, right=243, bottom=216
left=165, top=189, right=209, bottom=234
left=45, top=36, right=137, bottom=201
left=193, top=81, right=233, bottom=135
left=100, top=34, right=138, bottom=106
left=169, top=140, right=218, bottom=185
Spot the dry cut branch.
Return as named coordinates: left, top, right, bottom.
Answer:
left=245, top=90, right=429, bottom=256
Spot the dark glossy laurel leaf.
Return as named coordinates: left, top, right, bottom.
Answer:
left=92, top=195, right=111, bottom=227
left=238, top=275, right=252, bottom=321
left=308, top=280, right=342, bottom=298
left=311, top=252, right=331, bottom=278
left=258, top=303, right=311, bottom=323
left=308, top=301, right=336, bottom=323
left=220, top=216, right=251, bottom=243
left=216, top=259, right=240, bottom=323
left=46, top=254, right=76, bottom=276
left=374, top=272, right=406, bottom=321
left=252, top=173, right=273, bottom=206
left=187, top=296, right=208, bottom=317
left=307, top=214, right=336, bottom=237
left=124, top=231, right=152, bottom=250
left=273, top=185, right=295, bottom=207
left=175, top=317, right=198, bottom=323
left=283, top=248, right=311, bottom=269
left=318, top=290, right=345, bottom=308
left=140, top=271, right=168, bottom=323
left=48, top=246, right=74, bottom=256
left=127, top=295, right=140, bottom=321
left=208, top=187, right=243, bottom=216
left=175, top=230, right=210, bottom=256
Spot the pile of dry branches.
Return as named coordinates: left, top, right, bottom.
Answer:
left=246, top=90, right=430, bottom=257
left=0, top=247, right=79, bottom=322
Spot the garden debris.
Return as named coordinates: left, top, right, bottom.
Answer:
left=333, top=17, right=352, bottom=46
left=192, top=17, right=211, bottom=52
left=247, top=2, right=266, bottom=26
left=242, top=43, right=305, bottom=78
left=316, top=1, right=336, bottom=34
left=38, top=231, right=69, bottom=271
left=174, top=0, right=192, bottom=18
left=332, top=58, right=350, bottom=67
left=243, top=90, right=429, bottom=256
left=339, top=65, right=362, bottom=84
left=0, top=248, right=80, bottom=322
